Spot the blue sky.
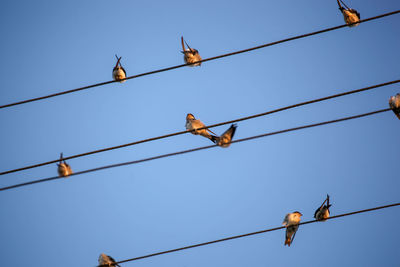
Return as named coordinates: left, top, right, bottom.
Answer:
left=1, top=0, right=400, bottom=266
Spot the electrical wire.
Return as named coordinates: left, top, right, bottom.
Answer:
left=1, top=79, right=398, bottom=176
left=110, top=202, right=400, bottom=265
left=0, top=10, right=399, bottom=110
left=0, top=108, right=390, bottom=192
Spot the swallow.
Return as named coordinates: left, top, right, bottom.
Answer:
left=186, top=113, right=218, bottom=143
left=57, top=153, right=73, bottom=177
left=98, top=253, right=121, bottom=267
left=216, top=124, right=237, bottom=148
left=181, top=36, right=202, bottom=66
left=337, top=0, right=360, bottom=27
left=389, top=93, right=400, bottom=120
left=282, top=211, right=302, bottom=247
left=314, top=194, right=332, bottom=221
left=112, top=55, right=127, bottom=82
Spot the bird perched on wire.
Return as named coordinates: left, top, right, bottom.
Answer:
left=98, top=253, right=121, bottom=267
left=337, top=0, right=360, bottom=27
left=57, top=153, right=73, bottom=177
left=282, top=211, right=302, bottom=247
left=215, top=124, right=237, bottom=148
left=314, top=194, right=332, bottom=221
left=389, top=93, right=400, bottom=120
left=186, top=113, right=218, bottom=143
left=181, top=36, right=202, bottom=66
left=112, top=55, right=126, bottom=82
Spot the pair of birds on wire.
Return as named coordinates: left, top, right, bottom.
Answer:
left=186, top=114, right=237, bottom=148
left=283, top=195, right=332, bottom=246
left=112, top=36, right=200, bottom=83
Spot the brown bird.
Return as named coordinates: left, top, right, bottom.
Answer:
left=282, top=211, right=302, bottom=247
left=57, top=153, right=73, bottom=177
left=337, top=0, right=360, bottom=27
left=112, top=55, right=127, bottom=82
left=389, top=93, right=400, bottom=120
left=181, top=36, right=202, bottom=66
left=185, top=113, right=218, bottom=143
left=98, top=253, right=121, bottom=267
left=215, top=124, right=237, bottom=148
left=314, top=194, right=332, bottom=222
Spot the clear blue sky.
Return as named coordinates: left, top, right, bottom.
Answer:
left=1, top=0, right=399, bottom=266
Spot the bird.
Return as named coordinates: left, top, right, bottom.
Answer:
left=112, top=55, right=126, bottom=82
left=337, top=0, right=360, bottom=27
left=389, top=93, right=400, bottom=120
left=98, top=253, right=121, bottom=267
left=186, top=113, right=218, bottom=143
left=181, top=36, right=202, bottom=66
left=314, top=194, right=332, bottom=221
left=282, top=211, right=302, bottom=247
left=215, top=124, right=237, bottom=148
left=57, top=153, right=73, bottom=177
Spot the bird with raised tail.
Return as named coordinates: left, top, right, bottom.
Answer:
left=337, top=0, right=360, bottom=27
left=282, top=211, right=302, bottom=247
left=314, top=194, right=332, bottom=221
left=389, top=93, right=400, bottom=120
left=216, top=124, right=237, bottom=148
left=181, top=36, right=202, bottom=66
left=98, top=253, right=121, bottom=267
left=112, top=55, right=126, bottom=82
left=185, top=113, right=218, bottom=143
left=57, top=153, right=72, bottom=177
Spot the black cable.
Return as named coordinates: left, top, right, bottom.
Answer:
left=1, top=79, right=398, bottom=176
left=0, top=10, right=399, bottom=110
left=111, top=202, right=400, bottom=265
left=0, top=108, right=390, bottom=191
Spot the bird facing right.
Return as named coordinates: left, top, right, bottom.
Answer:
left=314, top=194, right=332, bottom=221
left=282, top=211, right=302, bottom=247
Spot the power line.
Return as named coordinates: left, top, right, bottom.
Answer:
left=111, top=202, right=400, bottom=265
left=1, top=79, right=398, bottom=176
left=0, top=108, right=390, bottom=192
left=1, top=10, right=399, bottom=110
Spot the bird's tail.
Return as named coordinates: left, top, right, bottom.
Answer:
left=115, top=55, right=122, bottom=68
left=395, top=113, right=400, bottom=120
left=181, top=36, right=186, bottom=52
left=285, top=238, right=291, bottom=246
left=210, top=135, right=219, bottom=144
left=336, top=0, right=344, bottom=10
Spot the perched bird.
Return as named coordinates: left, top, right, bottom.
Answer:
left=181, top=36, right=202, bottom=66
left=389, top=93, right=400, bottom=120
left=216, top=124, right=237, bottom=148
left=314, top=194, right=332, bottom=221
left=98, top=253, right=120, bottom=267
left=186, top=113, right=218, bottom=143
left=112, top=55, right=126, bottom=82
left=282, top=211, right=302, bottom=247
left=57, top=153, right=73, bottom=177
left=337, top=0, right=360, bottom=27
